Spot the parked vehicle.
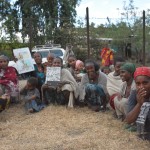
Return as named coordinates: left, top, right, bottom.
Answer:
left=31, top=44, right=65, bottom=64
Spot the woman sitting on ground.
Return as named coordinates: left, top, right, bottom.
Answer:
left=125, top=67, right=150, bottom=140
left=107, top=57, right=125, bottom=110
left=79, top=59, right=107, bottom=111
left=32, top=52, right=45, bottom=93
left=42, top=56, right=78, bottom=107
left=114, top=62, right=136, bottom=120
left=0, top=55, right=19, bottom=104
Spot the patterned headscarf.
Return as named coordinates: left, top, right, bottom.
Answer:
left=120, top=62, right=136, bottom=74
left=134, top=67, right=150, bottom=79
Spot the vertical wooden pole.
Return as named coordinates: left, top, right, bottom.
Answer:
left=143, top=10, right=146, bottom=65
left=86, top=7, right=90, bottom=58
left=29, top=17, right=32, bottom=52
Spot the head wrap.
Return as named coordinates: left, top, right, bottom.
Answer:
left=120, top=62, right=136, bottom=74
left=0, top=55, right=9, bottom=62
left=134, top=67, right=150, bottom=79
left=75, top=60, right=84, bottom=70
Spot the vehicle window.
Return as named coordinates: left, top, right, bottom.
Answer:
left=50, top=50, right=63, bottom=57
left=31, top=50, right=50, bottom=58
left=39, top=51, right=49, bottom=58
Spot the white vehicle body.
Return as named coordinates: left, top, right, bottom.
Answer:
left=31, top=45, right=65, bottom=64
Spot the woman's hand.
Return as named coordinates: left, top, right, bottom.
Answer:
left=1, top=94, right=10, bottom=100
left=137, top=87, right=146, bottom=106
left=117, top=94, right=122, bottom=101
left=13, top=57, right=18, bottom=62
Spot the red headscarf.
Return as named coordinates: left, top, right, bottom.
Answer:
left=134, top=67, right=150, bottom=79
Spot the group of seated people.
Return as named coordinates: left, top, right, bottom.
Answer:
left=0, top=52, right=150, bottom=141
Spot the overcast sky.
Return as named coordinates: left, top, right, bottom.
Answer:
left=76, top=0, right=150, bottom=25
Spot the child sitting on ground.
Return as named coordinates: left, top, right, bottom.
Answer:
left=20, top=77, right=45, bottom=113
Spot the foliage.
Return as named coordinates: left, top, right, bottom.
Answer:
left=0, top=0, right=19, bottom=41
left=13, top=0, right=80, bottom=45
left=0, top=0, right=81, bottom=47
left=0, top=0, right=150, bottom=63
left=73, top=46, right=87, bottom=62
left=0, top=41, right=28, bottom=58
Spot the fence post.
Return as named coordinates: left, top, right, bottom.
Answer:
left=29, top=17, right=33, bottom=52
left=86, top=7, right=90, bottom=59
left=143, top=10, right=145, bottom=65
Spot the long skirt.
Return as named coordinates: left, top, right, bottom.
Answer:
left=42, top=86, right=68, bottom=105
left=114, top=97, right=128, bottom=116
left=85, top=83, right=106, bottom=111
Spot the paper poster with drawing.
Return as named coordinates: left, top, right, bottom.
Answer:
left=45, top=67, right=61, bottom=86
left=13, top=47, right=35, bottom=74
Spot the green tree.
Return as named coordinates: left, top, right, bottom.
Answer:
left=0, top=0, right=18, bottom=42
left=12, top=0, right=80, bottom=46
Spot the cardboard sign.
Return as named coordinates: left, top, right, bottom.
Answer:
left=45, top=67, right=61, bottom=86
left=13, top=47, right=34, bottom=74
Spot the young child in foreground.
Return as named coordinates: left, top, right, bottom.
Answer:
left=20, top=77, right=45, bottom=113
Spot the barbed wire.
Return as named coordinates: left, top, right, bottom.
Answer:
left=0, top=16, right=138, bottom=20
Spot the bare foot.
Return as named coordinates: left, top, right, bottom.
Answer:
left=28, top=108, right=34, bottom=113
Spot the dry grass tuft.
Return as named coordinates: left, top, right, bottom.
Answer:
left=0, top=80, right=150, bottom=150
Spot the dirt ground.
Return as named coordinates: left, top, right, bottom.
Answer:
left=0, top=80, right=150, bottom=150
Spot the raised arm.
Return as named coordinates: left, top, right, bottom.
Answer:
left=125, top=88, right=146, bottom=124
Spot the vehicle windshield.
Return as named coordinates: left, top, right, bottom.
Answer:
left=32, top=49, right=63, bottom=58
left=50, top=49, right=63, bottom=57
left=40, top=51, right=50, bottom=58
left=31, top=51, right=49, bottom=58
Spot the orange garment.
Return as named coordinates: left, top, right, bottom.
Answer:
left=100, top=48, right=114, bottom=67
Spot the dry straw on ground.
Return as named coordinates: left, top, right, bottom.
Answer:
left=0, top=80, right=150, bottom=150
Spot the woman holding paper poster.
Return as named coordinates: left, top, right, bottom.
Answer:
left=0, top=55, right=19, bottom=104
left=42, top=57, right=78, bottom=107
